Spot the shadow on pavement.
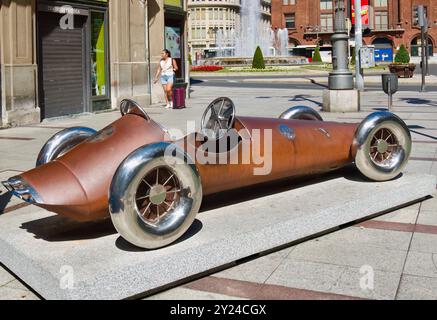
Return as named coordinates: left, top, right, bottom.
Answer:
left=18, top=166, right=370, bottom=247
left=21, top=216, right=116, bottom=242
left=306, top=78, right=329, bottom=89
left=115, top=219, right=204, bottom=252
left=400, top=98, right=437, bottom=107
left=201, top=165, right=365, bottom=212
left=410, top=129, right=437, bottom=140
left=289, top=94, right=323, bottom=108
left=190, top=78, right=204, bottom=85
left=0, top=191, right=13, bottom=215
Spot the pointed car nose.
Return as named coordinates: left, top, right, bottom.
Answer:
left=2, top=176, right=44, bottom=204
left=2, top=114, right=170, bottom=221
left=2, top=161, right=97, bottom=221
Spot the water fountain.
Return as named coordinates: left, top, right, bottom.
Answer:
left=234, top=0, right=272, bottom=57
left=214, top=0, right=278, bottom=58
left=207, top=0, right=308, bottom=66
left=276, top=28, right=289, bottom=57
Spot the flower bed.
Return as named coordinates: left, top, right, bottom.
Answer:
left=191, top=65, right=224, bottom=72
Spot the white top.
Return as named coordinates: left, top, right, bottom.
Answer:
left=160, top=58, right=174, bottom=76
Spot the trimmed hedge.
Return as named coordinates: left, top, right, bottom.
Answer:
left=252, top=46, right=266, bottom=69
left=394, top=44, right=410, bottom=64
left=312, top=46, right=323, bottom=63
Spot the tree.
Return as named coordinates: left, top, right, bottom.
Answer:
left=312, top=46, right=322, bottom=63
left=394, top=44, right=410, bottom=64
left=252, top=46, right=266, bottom=69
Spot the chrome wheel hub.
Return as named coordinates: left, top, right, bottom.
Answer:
left=135, top=167, right=182, bottom=224
left=376, top=139, right=389, bottom=154
left=149, top=185, right=167, bottom=205
left=369, top=128, right=400, bottom=165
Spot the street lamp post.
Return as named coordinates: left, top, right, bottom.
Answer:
left=323, top=0, right=359, bottom=113
left=425, top=18, right=430, bottom=76
left=418, top=5, right=426, bottom=92
left=328, top=0, right=354, bottom=90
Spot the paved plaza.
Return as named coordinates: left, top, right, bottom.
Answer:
left=1, top=80, right=437, bottom=300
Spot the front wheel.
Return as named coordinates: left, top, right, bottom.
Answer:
left=109, top=142, right=203, bottom=249
left=353, top=112, right=412, bottom=182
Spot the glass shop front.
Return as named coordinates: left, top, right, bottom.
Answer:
left=164, top=0, right=187, bottom=87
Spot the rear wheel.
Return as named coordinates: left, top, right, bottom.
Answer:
left=36, top=127, right=97, bottom=167
left=354, top=112, right=411, bottom=181
left=279, top=106, right=323, bottom=121
left=109, top=142, right=203, bottom=249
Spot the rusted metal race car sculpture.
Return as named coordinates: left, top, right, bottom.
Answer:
left=3, top=98, right=412, bottom=249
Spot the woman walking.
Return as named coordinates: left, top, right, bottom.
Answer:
left=154, top=49, right=178, bottom=109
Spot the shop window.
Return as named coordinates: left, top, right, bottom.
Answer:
left=165, top=0, right=183, bottom=7
left=90, top=11, right=109, bottom=111
left=165, top=20, right=184, bottom=80
left=91, top=11, right=107, bottom=98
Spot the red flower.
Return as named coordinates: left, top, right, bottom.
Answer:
left=191, top=66, right=224, bottom=72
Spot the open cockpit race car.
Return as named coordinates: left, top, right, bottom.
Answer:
left=2, top=98, right=412, bottom=249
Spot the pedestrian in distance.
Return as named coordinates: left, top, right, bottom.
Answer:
left=154, top=49, right=179, bottom=109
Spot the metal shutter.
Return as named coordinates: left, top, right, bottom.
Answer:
left=38, top=12, right=87, bottom=119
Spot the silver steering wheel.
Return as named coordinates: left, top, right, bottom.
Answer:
left=120, top=99, right=151, bottom=120
left=201, top=97, right=236, bottom=140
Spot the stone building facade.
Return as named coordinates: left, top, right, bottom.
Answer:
left=272, top=0, right=437, bottom=61
left=0, top=0, right=189, bottom=127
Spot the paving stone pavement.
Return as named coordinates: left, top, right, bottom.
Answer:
left=0, top=83, right=436, bottom=300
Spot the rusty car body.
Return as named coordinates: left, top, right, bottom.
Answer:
left=3, top=98, right=412, bottom=249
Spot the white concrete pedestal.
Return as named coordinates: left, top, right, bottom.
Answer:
left=0, top=173, right=435, bottom=300
left=323, top=89, right=359, bottom=113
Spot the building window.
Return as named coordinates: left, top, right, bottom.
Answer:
left=320, top=0, right=333, bottom=10
left=374, top=0, right=387, bottom=7
left=411, top=36, right=433, bottom=57
left=283, top=0, right=296, bottom=4
left=285, top=13, right=295, bottom=29
left=320, top=13, right=333, bottom=32
left=375, top=11, right=388, bottom=30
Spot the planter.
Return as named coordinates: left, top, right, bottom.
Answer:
left=388, top=63, right=416, bottom=78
